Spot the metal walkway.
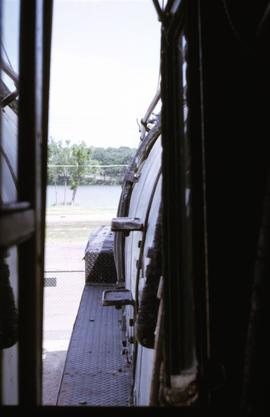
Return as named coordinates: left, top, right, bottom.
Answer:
left=57, top=285, right=132, bottom=406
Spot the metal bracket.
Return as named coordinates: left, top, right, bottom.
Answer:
left=124, top=171, right=140, bottom=184
left=111, top=217, right=143, bottom=234
left=102, top=289, right=134, bottom=308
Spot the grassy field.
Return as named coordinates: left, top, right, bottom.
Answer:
left=46, top=206, right=116, bottom=244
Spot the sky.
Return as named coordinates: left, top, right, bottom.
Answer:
left=49, top=0, right=161, bottom=148
left=1, top=1, right=20, bottom=89
left=1, top=0, right=161, bottom=149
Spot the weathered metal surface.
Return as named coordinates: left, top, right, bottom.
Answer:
left=132, top=177, right=162, bottom=405
left=111, top=217, right=143, bottom=233
left=57, top=285, right=132, bottom=406
left=113, top=118, right=161, bottom=285
left=163, top=369, right=198, bottom=406
left=124, top=171, right=140, bottom=183
left=84, top=226, right=117, bottom=284
left=135, top=202, right=162, bottom=349
left=115, top=134, right=162, bottom=405
left=1, top=26, right=20, bottom=404
left=1, top=106, right=18, bottom=204
left=125, top=137, right=162, bottom=297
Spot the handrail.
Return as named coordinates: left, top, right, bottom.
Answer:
left=0, top=60, right=18, bottom=86
left=139, top=89, right=160, bottom=141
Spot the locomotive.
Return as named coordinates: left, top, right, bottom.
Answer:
left=1, top=0, right=270, bottom=415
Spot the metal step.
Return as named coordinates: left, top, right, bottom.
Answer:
left=57, top=285, right=132, bottom=406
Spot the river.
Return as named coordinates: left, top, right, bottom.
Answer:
left=46, top=185, right=122, bottom=209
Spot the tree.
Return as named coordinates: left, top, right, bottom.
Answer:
left=47, top=141, right=137, bottom=193
left=86, top=159, right=101, bottom=183
left=59, top=140, right=72, bottom=205
left=91, top=146, right=136, bottom=184
left=69, top=142, right=92, bottom=204
left=47, top=138, right=62, bottom=205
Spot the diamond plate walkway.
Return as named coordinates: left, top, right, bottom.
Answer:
left=57, top=285, right=132, bottom=406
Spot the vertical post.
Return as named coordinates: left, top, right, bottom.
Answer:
left=18, top=0, right=40, bottom=405
left=18, top=0, right=53, bottom=405
left=0, top=0, right=3, bottom=402
left=160, top=0, right=209, bottom=405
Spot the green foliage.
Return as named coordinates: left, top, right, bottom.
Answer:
left=47, top=138, right=62, bottom=184
left=69, top=142, right=92, bottom=189
left=69, top=142, right=92, bottom=203
left=48, top=139, right=72, bottom=184
left=91, top=146, right=136, bottom=183
left=92, top=146, right=135, bottom=166
left=47, top=138, right=136, bottom=201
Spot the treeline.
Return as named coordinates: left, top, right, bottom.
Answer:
left=47, top=138, right=136, bottom=204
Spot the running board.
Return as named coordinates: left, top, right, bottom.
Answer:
left=57, top=285, right=133, bottom=406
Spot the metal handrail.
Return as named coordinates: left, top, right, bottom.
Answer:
left=0, top=59, right=18, bottom=85
left=139, top=89, right=160, bottom=141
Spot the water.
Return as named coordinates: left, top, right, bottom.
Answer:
left=46, top=185, right=122, bottom=209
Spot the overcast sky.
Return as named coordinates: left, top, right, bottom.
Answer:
left=49, top=0, right=161, bottom=148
